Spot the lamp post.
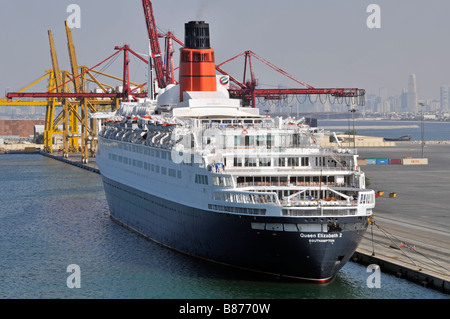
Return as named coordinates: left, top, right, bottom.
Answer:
left=419, top=102, right=425, bottom=158
left=348, top=104, right=356, bottom=150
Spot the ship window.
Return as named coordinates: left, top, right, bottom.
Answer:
left=287, top=157, right=299, bottom=166
left=161, top=151, right=167, bottom=159
left=233, top=157, right=242, bottom=167
left=278, top=157, right=286, bottom=167
left=293, top=133, right=300, bottom=147
left=226, top=177, right=233, bottom=187
left=301, top=157, right=309, bottom=166
left=168, top=168, right=176, bottom=177
left=212, top=176, right=232, bottom=187
left=234, top=135, right=244, bottom=147
left=359, top=193, right=375, bottom=205
left=267, top=134, right=272, bottom=149
left=177, top=170, right=182, bottom=179
left=195, top=174, right=208, bottom=185
left=155, top=165, right=160, bottom=173
left=244, top=135, right=253, bottom=147
left=314, top=157, right=326, bottom=166
left=161, top=167, right=167, bottom=175
left=259, top=158, right=271, bottom=167
left=208, top=204, right=266, bottom=215
left=256, top=135, right=265, bottom=146
left=244, top=157, right=257, bottom=167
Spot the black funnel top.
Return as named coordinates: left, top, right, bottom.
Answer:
left=184, top=21, right=210, bottom=49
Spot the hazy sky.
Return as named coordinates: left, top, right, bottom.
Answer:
left=1, top=0, right=450, bottom=100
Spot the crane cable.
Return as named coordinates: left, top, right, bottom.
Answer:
left=368, top=219, right=449, bottom=276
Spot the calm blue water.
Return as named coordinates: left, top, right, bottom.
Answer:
left=0, top=154, right=448, bottom=299
left=319, top=119, right=450, bottom=141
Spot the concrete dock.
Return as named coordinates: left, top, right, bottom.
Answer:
left=39, top=151, right=100, bottom=174
left=354, top=143, right=450, bottom=293
left=38, top=144, right=450, bottom=294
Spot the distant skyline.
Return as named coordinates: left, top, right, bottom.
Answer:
left=1, top=1, right=450, bottom=101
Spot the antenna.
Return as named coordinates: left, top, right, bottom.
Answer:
left=419, top=102, right=425, bottom=158
left=148, top=41, right=153, bottom=99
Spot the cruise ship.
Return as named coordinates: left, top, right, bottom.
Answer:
left=96, top=21, right=375, bottom=281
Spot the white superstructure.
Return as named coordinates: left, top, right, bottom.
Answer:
left=98, top=87, right=375, bottom=220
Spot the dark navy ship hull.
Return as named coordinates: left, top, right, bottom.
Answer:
left=101, top=176, right=369, bottom=281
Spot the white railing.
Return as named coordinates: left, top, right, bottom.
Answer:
left=282, top=199, right=357, bottom=208
left=213, top=191, right=279, bottom=205
left=282, top=207, right=358, bottom=217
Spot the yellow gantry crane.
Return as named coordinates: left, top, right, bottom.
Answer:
left=5, top=20, right=148, bottom=163
left=44, top=21, right=123, bottom=162
left=0, top=72, right=50, bottom=107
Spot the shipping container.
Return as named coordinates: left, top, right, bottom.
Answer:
left=403, top=158, right=428, bottom=165
left=389, top=159, right=402, bottom=165
left=366, top=158, right=376, bottom=165
left=376, top=158, right=389, bottom=165
left=357, top=159, right=367, bottom=166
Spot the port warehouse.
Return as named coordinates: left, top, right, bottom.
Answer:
left=358, top=158, right=428, bottom=166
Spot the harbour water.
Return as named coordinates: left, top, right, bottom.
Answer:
left=0, top=154, right=448, bottom=299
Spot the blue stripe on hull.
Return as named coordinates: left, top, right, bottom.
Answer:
left=101, top=176, right=368, bottom=281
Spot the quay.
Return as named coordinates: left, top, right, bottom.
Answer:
left=355, top=143, right=450, bottom=294
left=7, top=143, right=448, bottom=294
left=39, top=150, right=100, bottom=174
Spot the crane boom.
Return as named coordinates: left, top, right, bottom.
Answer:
left=48, top=30, right=62, bottom=93
left=142, top=0, right=165, bottom=89
left=65, top=20, right=81, bottom=93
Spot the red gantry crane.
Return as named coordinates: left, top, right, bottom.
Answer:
left=216, top=50, right=365, bottom=108
left=142, top=0, right=365, bottom=108
left=142, top=0, right=183, bottom=89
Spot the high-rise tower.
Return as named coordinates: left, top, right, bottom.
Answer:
left=407, top=74, right=418, bottom=113
left=440, top=86, right=449, bottom=112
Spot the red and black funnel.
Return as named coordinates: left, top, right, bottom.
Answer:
left=179, top=21, right=217, bottom=101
